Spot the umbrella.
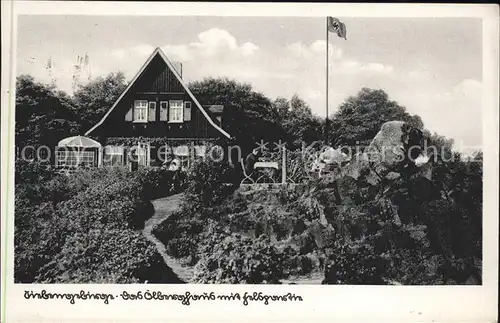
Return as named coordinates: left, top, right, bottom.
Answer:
left=58, top=135, right=102, bottom=148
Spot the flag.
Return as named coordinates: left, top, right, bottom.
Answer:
left=327, top=17, right=347, bottom=40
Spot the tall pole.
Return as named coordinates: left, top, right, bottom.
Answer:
left=282, top=145, right=286, bottom=184
left=325, top=17, right=329, bottom=146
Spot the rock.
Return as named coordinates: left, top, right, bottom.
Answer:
left=366, top=121, right=407, bottom=167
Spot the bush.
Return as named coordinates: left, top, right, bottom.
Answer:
left=184, top=158, right=237, bottom=207
left=135, top=167, right=187, bottom=200
left=192, top=234, right=289, bottom=284
left=153, top=185, right=329, bottom=282
left=323, top=240, right=388, bottom=284
left=14, top=161, right=175, bottom=283
left=154, top=149, right=483, bottom=285
left=35, top=229, right=169, bottom=283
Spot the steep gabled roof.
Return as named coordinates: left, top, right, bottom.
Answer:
left=85, top=47, right=231, bottom=139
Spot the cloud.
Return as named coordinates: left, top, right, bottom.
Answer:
left=131, top=44, right=156, bottom=57
left=241, top=42, right=259, bottom=57
left=162, top=44, right=195, bottom=62
left=286, top=40, right=342, bottom=60
left=196, top=28, right=238, bottom=51
left=365, top=63, right=394, bottom=74
left=452, top=78, right=482, bottom=99
left=408, top=69, right=434, bottom=81
left=334, top=60, right=394, bottom=76
left=392, top=77, right=482, bottom=152
left=162, top=28, right=259, bottom=62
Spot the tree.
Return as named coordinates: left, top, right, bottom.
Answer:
left=15, top=75, right=79, bottom=151
left=271, top=94, right=323, bottom=149
left=72, top=72, right=127, bottom=133
left=424, top=131, right=454, bottom=161
left=330, top=88, right=423, bottom=148
left=188, top=77, right=284, bottom=153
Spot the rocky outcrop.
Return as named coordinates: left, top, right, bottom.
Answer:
left=329, top=121, right=435, bottom=225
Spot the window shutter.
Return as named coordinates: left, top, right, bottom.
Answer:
left=125, top=107, right=133, bottom=121
left=184, top=102, right=192, bottom=121
left=148, top=102, right=156, bottom=121
left=160, top=101, right=169, bottom=121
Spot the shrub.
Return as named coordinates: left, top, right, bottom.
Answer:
left=322, top=239, right=389, bottom=284
left=184, top=158, right=237, bottom=207
left=15, top=158, right=55, bottom=185
left=35, top=229, right=169, bottom=283
left=14, top=163, right=172, bottom=283
left=192, top=234, right=290, bottom=284
left=154, top=149, right=483, bottom=285
left=14, top=202, right=71, bottom=283
left=134, top=167, right=187, bottom=200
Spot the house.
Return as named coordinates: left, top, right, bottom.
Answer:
left=85, top=47, right=232, bottom=168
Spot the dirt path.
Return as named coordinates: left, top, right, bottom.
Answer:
left=143, top=193, right=195, bottom=283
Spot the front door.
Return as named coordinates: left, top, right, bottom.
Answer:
left=137, top=142, right=150, bottom=166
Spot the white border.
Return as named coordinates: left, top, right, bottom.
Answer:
left=1, top=2, right=498, bottom=323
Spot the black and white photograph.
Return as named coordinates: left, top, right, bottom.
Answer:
left=11, top=13, right=488, bottom=285
left=2, top=3, right=499, bottom=322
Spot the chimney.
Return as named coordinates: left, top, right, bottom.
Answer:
left=172, top=62, right=183, bottom=78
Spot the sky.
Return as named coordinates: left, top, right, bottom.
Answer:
left=17, top=15, right=483, bottom=152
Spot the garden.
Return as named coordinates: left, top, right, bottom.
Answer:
left=14, top=159, right=185, bottom=283
left=153, top=150, right=482, bottom=284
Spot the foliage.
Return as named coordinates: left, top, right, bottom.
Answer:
left=189, top=77, right=284, bottom=153
left=330, top=88, right=424, bottom=148
left=105, top=137, right=218, bottom=147
left=15, top=75, right=80, bottom=150
left=155, top=140, right=482, bottom=284
left=15, top=72, right=126, bottom=155
left=36, top=229, right=166, bottom=283
left=193, top=234, right=287, bottom=284
left=135, top=166, right=187, bottom=200
left=271, top=95, right=324, bottom=149
left=154, top=182, right=332, bottom=282
left=323, top=239, right=388, bottom=284
left=14, top=161, right=179, bottom=283
left=16, top=74, right=320, bottom=160
left=72, top=72, right=127, bottom=133
left=319, top=151, right=483, bottom=285
left=184, top=158, right=237, bottom=207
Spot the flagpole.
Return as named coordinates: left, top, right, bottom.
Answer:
left=325, top=17, right=329, bottom=146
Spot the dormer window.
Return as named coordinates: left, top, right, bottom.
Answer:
left=133, top=100, right=148, bottom=123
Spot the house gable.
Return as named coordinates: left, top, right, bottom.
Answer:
left=85, top=47, right=231, bottom=139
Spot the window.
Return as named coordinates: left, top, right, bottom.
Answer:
left=173, top=145, right=190, bottom=170
left=134, top=100, right=148, bottom=122
left=148, top=102, right=156, bottom=121
left=184, top=101, right=192, bottom=121
left=169, top=100, right=183, bottom=123
left=103, top=146, right=124, bottom=166
left=56, top=149, right=96, bottom=168
left=160, top=101, right=169, bottom=121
